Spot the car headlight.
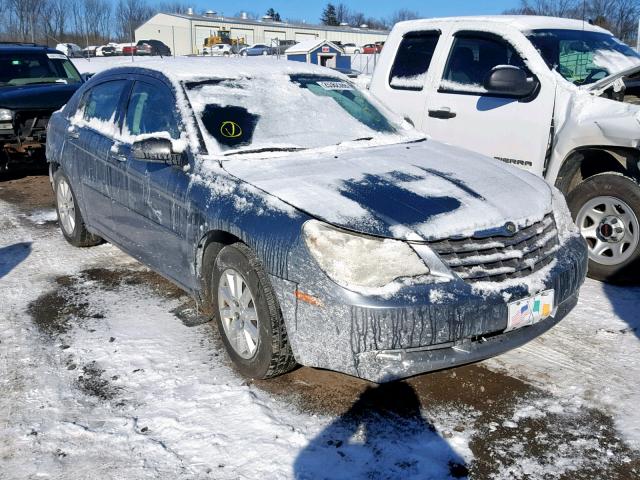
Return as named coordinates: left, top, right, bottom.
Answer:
left=551, top=186, right=579, bottom=239
left=0, top=108, right=12, bottom=122
left=302, top=220, right=430, bottom=289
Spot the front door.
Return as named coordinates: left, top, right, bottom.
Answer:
left=424, top=31, right=555, bottom=174
left=116, top=78, right=193, bottom=288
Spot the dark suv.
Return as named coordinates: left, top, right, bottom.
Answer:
left=0, top=43, right=83, bottom=172
left=136, top=40, right=171, bottom=56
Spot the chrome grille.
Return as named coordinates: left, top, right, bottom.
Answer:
left=430, top=214, right=559, bottom=283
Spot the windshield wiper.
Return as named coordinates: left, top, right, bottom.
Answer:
left=224, top=146, right=306, bottom=156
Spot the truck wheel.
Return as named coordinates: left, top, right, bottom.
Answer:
left=567, top=173, right=640, bottom=283
left=53, top=169, right=102, bottom=247
left=210, top=242, right=296, bottom=379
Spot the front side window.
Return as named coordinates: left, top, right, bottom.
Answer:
left=125, top=82, right=180, bottom=139
left=81, top=80, right=128, bottom=122
left=185, top=74, right=410, bottom=154
left=526, top=29, right=640, bottom=85
left=441, top=34, right=528, bottom=92
left=0, top=53, right=81, bottom=87
left=389, top=31, right=440, bottom=90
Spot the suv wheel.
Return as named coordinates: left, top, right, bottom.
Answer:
left=210, top=243, right=296, bottom=379
left=567, top=173, right=640, bottom=283
left=54, top=169, right=102, bottom=247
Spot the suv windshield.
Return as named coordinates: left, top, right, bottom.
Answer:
left=527, top=29, right=640, bottom=85
left=0, top=52, right=81, bottom=87
left=185, top=74, right=403, bottom=154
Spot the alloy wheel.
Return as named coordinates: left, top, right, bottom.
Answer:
left=217, top=268, right=259, bottom=359
left=56, top=177, right=76, bottom=236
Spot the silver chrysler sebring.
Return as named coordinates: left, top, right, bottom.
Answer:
left=46, top=58, right=587, bottom=382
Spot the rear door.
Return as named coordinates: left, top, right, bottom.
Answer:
left=423, top=30, right=555, bottom=174
left=66, top=79, right=130, bottom=236
left=370, top=30, right=443, bottom=130
left=115, top=77, right=193, bottom=287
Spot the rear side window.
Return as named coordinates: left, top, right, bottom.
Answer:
left=125, top=82, right=180, bottom=139
left=441, top=34, right=529, bottom=92
left=389, top=32, right=440, bottom=90
left=81, top=80, right=127, bottom=122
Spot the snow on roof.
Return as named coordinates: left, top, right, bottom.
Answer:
left=74, top=56, right=342, bottom=80
left=396, top=15, right=610, bottom=35
left=285, top=39, right=342, bottom=54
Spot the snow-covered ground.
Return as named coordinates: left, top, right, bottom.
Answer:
left=2, top=175, right=639, bottom=479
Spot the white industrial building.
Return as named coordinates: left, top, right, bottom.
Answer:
left=135, top=11, right=389, bottom=56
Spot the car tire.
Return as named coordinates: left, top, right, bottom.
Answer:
left=567, top=173, right=640, bottom=283
left=262, top=51, right=268, bottom=56
left=53, top=169, right=102, bottom=248
left=354, top=49, right=360, bottom=54
left=210, top=242, right=296, bottom=379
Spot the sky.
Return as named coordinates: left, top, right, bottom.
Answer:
left=189, top=1, right=520, bottom=23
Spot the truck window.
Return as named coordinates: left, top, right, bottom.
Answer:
left=441, top=34, right=529, bottom=93
left=389, top=32, right=440, bottom=90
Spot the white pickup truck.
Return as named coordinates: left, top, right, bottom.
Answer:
left=370, top=15, right=640, bottom=282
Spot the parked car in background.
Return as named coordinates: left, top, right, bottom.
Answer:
left=361, top=43, right=380, bottom=54
left=342, top=43, right=361, bottom=54
left=273, top=39, right=297, bottom=55
left=203, top=43, right=233, bottom=56
left=370, top=15, right=640, bottom=282
left=241, top=43, right=274, bottom=56
left=1, top=43, right=83, bottom=172
left=46, top=58, right=586, bottom=382
left=122, top=44, right=137, bottom=56
left=136, top=40, right=171, bottom=56
left=81, top=45, right=97, bottom=57
left=55, top=43, right=83, bottom=58
left=96, top=44, right=116, bottom=56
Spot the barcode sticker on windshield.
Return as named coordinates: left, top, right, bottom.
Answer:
left=317, top=81, right=353, bottom=91
left=47, top=53, right=67, bottom=60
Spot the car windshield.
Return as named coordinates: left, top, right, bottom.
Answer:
left=185, top=74, right=406, bottom=155
left=0, top=53, right=81, bottom=87
left=526, top=29, right=640, bottom=85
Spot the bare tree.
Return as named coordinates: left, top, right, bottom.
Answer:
left=158, top=1, right=191, bottom=14
left=115, top=0, right=154, bottom=41
left=335, top=3, right=351, bottom=24
left=389, top=8, right=420, bottom=26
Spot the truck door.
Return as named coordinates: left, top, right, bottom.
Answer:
left=424, top=31, right=555, bottom=174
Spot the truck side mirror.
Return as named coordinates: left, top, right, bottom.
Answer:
left=484, top=65, right=537, bottom=98
left=132, top=137, right=187, bottom=167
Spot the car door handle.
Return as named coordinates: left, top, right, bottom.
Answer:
left=110, top=144, right=127, bottom=162
left=428, top=107, right=457, bottom=119
left=67, top=127, right=80, bottom=139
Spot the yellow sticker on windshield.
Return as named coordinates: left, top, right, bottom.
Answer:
left=220, top=121, right=242, bottom=138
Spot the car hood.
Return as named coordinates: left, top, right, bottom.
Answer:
left=222, top=141, right=553, bottom=241
left=0, top=82, right=80, bottom=110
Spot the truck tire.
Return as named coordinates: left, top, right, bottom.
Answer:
left=53, top=169, right=102, bottom=247
left=567, top=173, right=640, bottom=283
left=210, top=242, right=296, bottom=379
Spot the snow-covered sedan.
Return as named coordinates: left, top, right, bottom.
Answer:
left=45, top=58, right=587, bottom=382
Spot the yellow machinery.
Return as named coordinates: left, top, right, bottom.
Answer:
left=203, top=29, right=245, bottom=48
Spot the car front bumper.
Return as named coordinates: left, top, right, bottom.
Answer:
left=272, top=233, right=587, bottom=382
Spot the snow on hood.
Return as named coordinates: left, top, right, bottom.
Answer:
left=220, top=141, right=553, bottom=241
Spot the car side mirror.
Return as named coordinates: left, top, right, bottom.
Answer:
left=483, top=65, right=537, bottom=98
left=81, top=73, right=93, bottom=82
left=132, top=137, right=187, bottom=166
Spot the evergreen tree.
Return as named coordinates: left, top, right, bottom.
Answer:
left=265, top=7, right=281, bottom=22
left=321, top=3, right=339, bottom=26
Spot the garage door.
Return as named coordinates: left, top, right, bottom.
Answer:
left=264, top=30, right=286, bottom=44
left=295, top=32, right=318, bottom=42
left=230, top=28, right=253, bottom=45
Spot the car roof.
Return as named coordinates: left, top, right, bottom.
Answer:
left=395, top=15, right=610, bottom=35
left=0, top=44, right=64, bottom=54
left=83, top=57, right=346, bottom=83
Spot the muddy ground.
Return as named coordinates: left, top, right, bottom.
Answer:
left=2, top=174, right=639, bottom=479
